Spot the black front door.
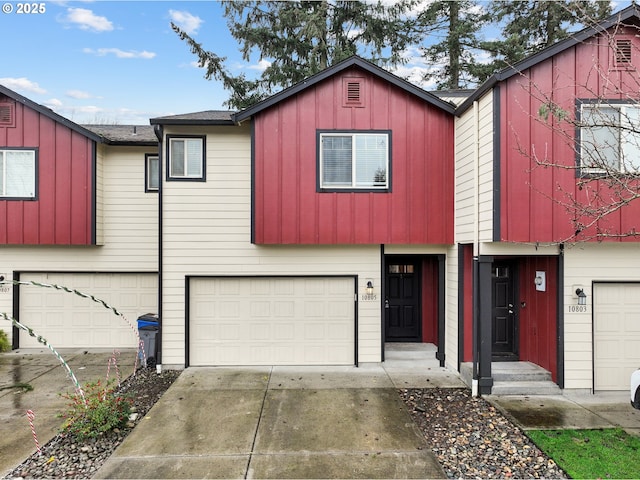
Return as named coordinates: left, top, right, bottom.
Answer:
left=492, top=261, right=518, bottom=360
left=385, top=259, right=421, bottom=341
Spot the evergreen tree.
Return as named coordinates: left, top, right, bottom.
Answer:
left=417, top=0, right=490, bottom=89
left=172, top=0, right=419, bottom=109
left=483, top=0, right=612, bottom=71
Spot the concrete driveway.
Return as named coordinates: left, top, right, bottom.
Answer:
left=0, top=348, right=137, bottom=476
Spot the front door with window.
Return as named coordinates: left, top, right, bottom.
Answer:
left=492, top=261, right=518, bottom=360
left=385, top=259, right=421, bottom=341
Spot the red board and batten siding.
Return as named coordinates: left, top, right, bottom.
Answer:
left=500, top=28, right=640, bottom=243
left=253, top=66, right=454, bottom=245
left=0, top=96, right=94, bottom=245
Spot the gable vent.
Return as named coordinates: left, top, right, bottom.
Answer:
left=347, top=82, right=360, bottom=102
left=615, top=39, right=632, bottom=65
left=0, top=103, right=14, bottom=127
left=343, top=77, right=365, bottom=108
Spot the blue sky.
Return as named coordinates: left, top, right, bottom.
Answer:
left=0, top=0, right=631, bottom=125
left=1, top=1, right=249, bottom=124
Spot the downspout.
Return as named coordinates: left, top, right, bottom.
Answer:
left=472, top=99, right=480, bottom=396
left=154, top=124, right=163, bottom=373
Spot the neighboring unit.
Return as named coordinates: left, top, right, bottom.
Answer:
left=0, top=85, right=159, bottom=350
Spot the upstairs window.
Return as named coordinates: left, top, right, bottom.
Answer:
left=318, top=131, right=390, bottom=191
left=0, top=149, right=36, bottom=199
left=579, top=103, right=640, bottom=174
left=145, top=154, right=159, bottom=192
left=167, top=136, right=205, bottom=181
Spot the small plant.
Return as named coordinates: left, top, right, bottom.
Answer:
left=0, top=329, right=11, bottom=352
left=59, top=380, right=133, bottom=440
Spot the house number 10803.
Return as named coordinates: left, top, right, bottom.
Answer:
left=567, top=305, right=588, bottom=313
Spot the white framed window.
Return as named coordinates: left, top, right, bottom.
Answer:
left=319, top=131, right=390, bottom=190
left=167, top=136, right=205, bottom=180
left=580, top=103, right=640, bottom=174
left=145, top=154, right=159, bottom=192
left=0, top=149, right=36, bottom=199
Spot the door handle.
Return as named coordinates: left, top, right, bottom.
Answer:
left=384, top=299, right=390, bottom=309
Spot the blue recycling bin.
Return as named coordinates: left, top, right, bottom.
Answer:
left=137, top=313, right=159, bottom=367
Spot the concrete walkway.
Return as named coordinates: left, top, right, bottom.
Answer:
left=95, top=364, right=455, bottom=479
left=487, top=390, right=640, bottom=437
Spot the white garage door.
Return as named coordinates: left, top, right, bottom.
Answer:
left=594, top=283, right=640, bottom=390
left=189, top=276, right=355, bottom=366
left=19, top=273, right=158, bottom=349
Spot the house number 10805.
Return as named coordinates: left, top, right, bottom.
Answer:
left=567, top=305, right=588, bottom=313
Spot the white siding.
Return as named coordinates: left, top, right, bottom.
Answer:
left=445, top=245, right=459, bottom=372
left=0, top=144, right=159, bottom=345
left=564, top=242, right=640, bottom=390
left=455, top=91, right=494, bottom=245
left=161, top=125, right=385, bottom=367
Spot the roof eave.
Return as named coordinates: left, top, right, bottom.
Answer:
left=149, top=118, right=235, bottom=126
left=456, top=5, right=640, bottom=116
left=0, top=84, right=102, bottom=143
left=233, top=56, right=456, bottom=123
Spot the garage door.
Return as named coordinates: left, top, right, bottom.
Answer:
left=594, top=283, right=640, bottom=390
left=189, top=277, right=355, bottom=366
left=19, top=273, right=158, bottom=349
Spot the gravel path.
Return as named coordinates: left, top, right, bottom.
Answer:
left=400, top=388, right=568, bottom=479
left=7, top=375, right=567, bottom=479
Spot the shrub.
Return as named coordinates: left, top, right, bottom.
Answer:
left=59, top=380, right=133, bottom=441
left=0, top=329, right=10, bottom=352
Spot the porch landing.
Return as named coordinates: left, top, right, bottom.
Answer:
left=460, top=361, right=561, bottom=395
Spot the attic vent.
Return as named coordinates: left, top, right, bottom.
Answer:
left=343, top=77, right=365, bottom=108
left=615, top=39, right=632, bottom=66
left=347, top=82, right=360, bottom=102
left=0, top=103, right=14, bottom=127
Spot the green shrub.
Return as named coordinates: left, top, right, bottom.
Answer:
left=59, top=380, right=133, bottom=440
left=0, top=329, right=11, bottom=352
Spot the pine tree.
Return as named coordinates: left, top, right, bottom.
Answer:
left=483, top=0, right=612, bottom=70
left=417, top=0, right=490, bottom=89
left=173, top=0, right=420, bottom=109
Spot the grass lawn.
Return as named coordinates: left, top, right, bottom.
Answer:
left=527, top=428, right=640, bottom=479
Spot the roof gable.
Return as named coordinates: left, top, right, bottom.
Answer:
left=233, top=56, right=456, bottom=123
left=0, top=84, right=102, bottom=142
left=457, top=4, right=640, bottom=114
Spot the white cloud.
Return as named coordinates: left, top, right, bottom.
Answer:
left=63, top=7, right=114, bottom=32
left=247, top=59, right=271, bottom=72
left=169, top=10, right=203, bottom=35
left=66, top=89, right=92, bottom=99
left=0, top=77, right=46, bottom=94
left=83, top=48, right=156, bottom=59
left=44, top=98, right=63, bottom=107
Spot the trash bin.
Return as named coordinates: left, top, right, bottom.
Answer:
left=137, top=313, right=159, bottom=368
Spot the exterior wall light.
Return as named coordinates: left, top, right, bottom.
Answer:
left=366, top=281, right=374, bottom=295
left=576, top=288, right=587, bottom=305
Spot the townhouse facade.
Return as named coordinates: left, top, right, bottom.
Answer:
left=2, top=6, right=640, bottom=394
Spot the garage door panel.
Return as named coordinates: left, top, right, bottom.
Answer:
left=20, top=273, right=157, bottom=349
left=190, top=277, right=355, bottom=366
left=594, top=283, right=640, bottom=390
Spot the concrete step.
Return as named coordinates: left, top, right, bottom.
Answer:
left=460, top=362, right=560, bottom=395
left=492, top=362, right=553, bottom=382
left=491, top=380, right=562, bottom=395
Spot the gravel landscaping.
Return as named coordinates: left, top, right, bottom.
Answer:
left=400, top=388, right=569, bottom=479
left=5, top=368, right=181, bottom=479
left=6, top=373, right=568, bottom=479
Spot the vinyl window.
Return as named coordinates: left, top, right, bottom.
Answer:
left=319, top=132, right=390, bottom=190
left=0, top=149, right=36, bottom=199
left=167, top=136, right=205, bottom=180
left=145, top=154, right=159, bottom=191
left=580, top=103, right=640, bottom=174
